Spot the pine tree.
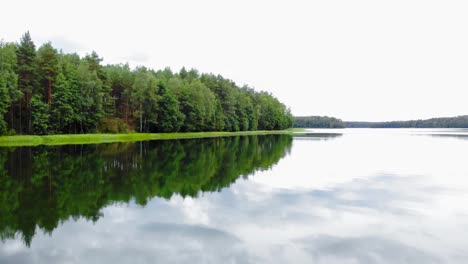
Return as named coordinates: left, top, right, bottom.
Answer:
left=16, top=31, right=38, bottom=134
left=50, top=73, right=74, bottom=133
left=37, top=42, right=59, bottom=104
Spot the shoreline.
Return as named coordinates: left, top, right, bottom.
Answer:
left=0, top=129, right=303, bottom=147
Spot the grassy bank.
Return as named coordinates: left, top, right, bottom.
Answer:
left=0, top=129, right=304, bottom=147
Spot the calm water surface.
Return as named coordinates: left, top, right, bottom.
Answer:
left=1, top=129, right=468, bottom=263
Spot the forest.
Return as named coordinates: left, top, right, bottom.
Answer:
left=0, top=32, right=293, bottom=135
left=345, top=115, right=468, bottom=128
left=294, top=116, right=345, bottom=128
left=294, top=115, right=468, bottom=129
left=0, top=135, right=292, bottom=246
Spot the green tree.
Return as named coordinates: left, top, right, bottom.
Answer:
left=105, top=64, right=134, bottom=122
left=37, top=42, right=59, bottom=104
left=16, top=31, right=38, bottom=134
left=85, top=51, right=114, bottom=116
left=257, top=92, right=288, bottom=130
left=57, top=53, right=83, bottom=133
left=217, top=78, right=239, bottom=131
left=0, top=78, right=10, bottom=134
left=175, top=79, right=217, bottom=131
left=77, top=60, right=105, bottom=132
left=30, top=94, right=50, bottom=134
left=50, top=73, right=75, bottom=133
left=131, top=67, right=159, bottom=132
left=0, top=41, right=21, bottom=134
left=154, top=81, right=184, bottom=132
left=235, top=91, right=255, bottom=131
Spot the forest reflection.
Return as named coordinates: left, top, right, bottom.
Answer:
left=0, top=135, right=292, bottom=246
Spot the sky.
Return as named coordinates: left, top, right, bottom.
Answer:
left=1, top=0, right=467, bottom=121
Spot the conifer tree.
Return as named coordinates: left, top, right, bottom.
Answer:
left=37, top=42, right=59, bottom=104
left=16, top=31, right=38, bottom=133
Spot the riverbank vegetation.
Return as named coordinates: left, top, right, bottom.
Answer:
left=0, top=32, right=293, bottom=136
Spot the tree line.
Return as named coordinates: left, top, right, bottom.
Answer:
left=0, top=135, right=292, bottom=246
left=0, top=32, right=293, bottom=135
left=294, top=115, right=468, bottom=128
left=345, top=115, right=468, bottom=128
left=294, top=116, right=345, bottom=128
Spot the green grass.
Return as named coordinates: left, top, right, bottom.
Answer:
left=0, top=130, right=301, bottom=147
left=287, top=128, right=308, bottom=132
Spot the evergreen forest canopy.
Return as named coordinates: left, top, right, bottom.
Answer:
left=0, top=135, right=292, bottom=246
left=0, top=32, right=293, bottom=135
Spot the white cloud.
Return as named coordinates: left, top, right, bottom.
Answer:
left=1, top=0, right=467, bottom=121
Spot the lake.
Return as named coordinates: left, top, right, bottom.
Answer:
left=1, top=129, right=468, bottom=263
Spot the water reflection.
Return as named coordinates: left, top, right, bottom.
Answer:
left=0, top=135, right=292, bottom=246
left=292, top=133, right=343, bottom=141
left=1, top=130, right=468, bottom=263
left=297, top=235, right=440, bottom=264
left=1, top=172, right=457, bottom=264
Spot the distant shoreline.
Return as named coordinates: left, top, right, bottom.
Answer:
left=294, top=115, right=468, bottom=129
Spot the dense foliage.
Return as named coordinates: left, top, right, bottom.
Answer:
left=346, top=115, right=468, bottom=128
left=0, top=32, right=293, bottom=135
left=0, top=135, right=292, bottom=246
left=294, top=116, right=345, bottom=128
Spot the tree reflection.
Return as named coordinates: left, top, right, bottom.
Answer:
left=0, top=135, right=292, bottom=246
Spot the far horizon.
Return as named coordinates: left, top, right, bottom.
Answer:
left=295, top=114, right=468, bottom=123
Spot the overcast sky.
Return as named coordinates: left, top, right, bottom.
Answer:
left=1, top=0, right=467, bottom=121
